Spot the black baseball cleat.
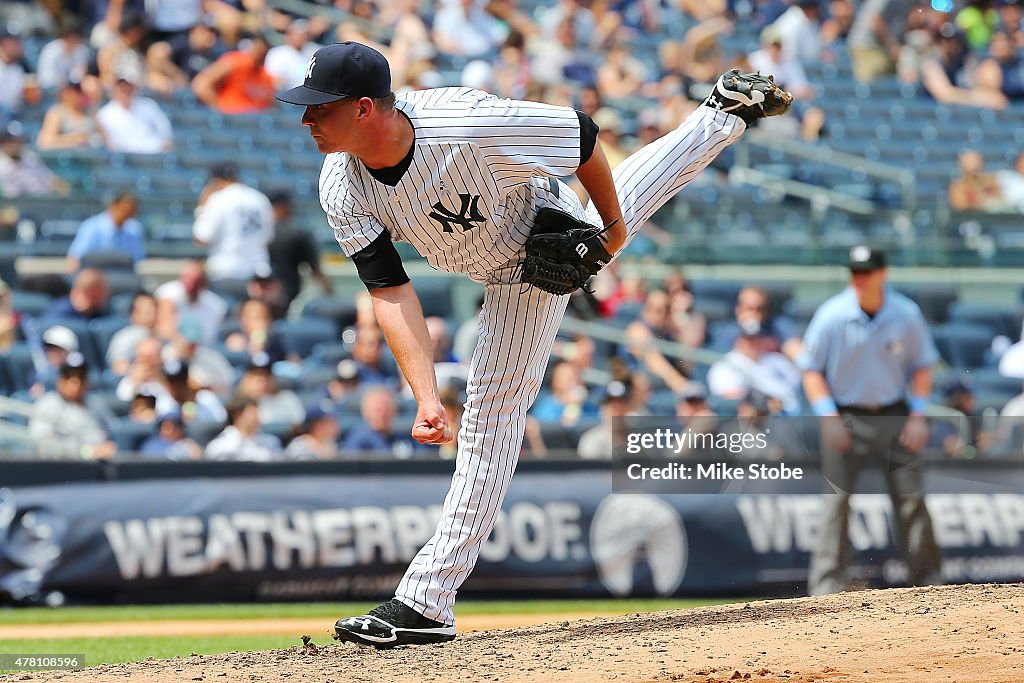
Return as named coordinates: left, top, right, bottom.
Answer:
left=702, top=69, right=793, bottom=124
left=333, top=599, right=456, bottom=649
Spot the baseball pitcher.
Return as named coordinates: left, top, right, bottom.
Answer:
left=277, top=41, right=791, bottom=648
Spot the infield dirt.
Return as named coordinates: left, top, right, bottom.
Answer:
left=3, top=584, right=1022, bottom=683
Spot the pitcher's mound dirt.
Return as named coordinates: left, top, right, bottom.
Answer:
left=5, top=584, right=1023, bottom=683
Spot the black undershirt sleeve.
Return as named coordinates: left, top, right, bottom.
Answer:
left=350, top=230, right=411, bottom=290
left=576, top=110, right=599, bottom=166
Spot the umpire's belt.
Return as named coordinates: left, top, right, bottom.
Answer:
left=838, top=400, right=908, bottom=416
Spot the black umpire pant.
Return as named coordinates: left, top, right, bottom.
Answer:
left=808, top=402, right=943, bottom=596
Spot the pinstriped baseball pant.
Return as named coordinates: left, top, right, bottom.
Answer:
left=396, top=107, right=747, bottom=625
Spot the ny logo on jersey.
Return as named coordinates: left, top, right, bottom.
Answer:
left=305, top=56, right=316, bottom=81
left=428, top=193, right=486, bottom=233
left=707, top=95, right=723, bottom=110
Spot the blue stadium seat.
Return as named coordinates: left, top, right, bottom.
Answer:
left=310, top=341, right=348, bottom=368
left=301, top=296, right=357, bottom=332
left=896, top=285, right=958, bottom=324
left=207, top=278, right=248, bottom=307
left=932, top=323, right=995, bottom=370
left=692, top=297, right=732, bottom=324
left=947, top=302, right=1020, bottom=340
left=409, top=277, right=455, bottom=319
left=963, top=368, right=1021, bottom=395
left=79, top=250, right=136, bottom=271
left=690, top=281, right=741, bottom=307
left=0, top=343, right=36, bottom=394
left=273, top=318, right=338, bottom=358
left=89, top=316, right=130, bottom=361
left=12, top=291, right=54, bottom=318
left=263, top=421, right=297, bottom=447
left=299, top=366, right=338, bottom=390
left=104, top=271, right=145, bottom=298
left=110, top=417, right=155, bottom=452
left=187, top=421, right=225, bottom=447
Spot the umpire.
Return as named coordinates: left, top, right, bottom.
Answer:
left=799, top=246, right=942, bottom=596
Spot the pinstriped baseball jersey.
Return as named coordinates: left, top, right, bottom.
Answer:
left=319, top=87, right=584, bottom=280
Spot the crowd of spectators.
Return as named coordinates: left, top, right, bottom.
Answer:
left=1, top=0, right=1024, bottom=462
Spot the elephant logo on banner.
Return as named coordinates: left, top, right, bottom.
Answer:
left=0, top=488, right=65, bottom=604
left=589, top=494, right=687, bottom=596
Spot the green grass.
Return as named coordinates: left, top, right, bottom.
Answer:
left=0, top=635, right=299, bottom=667
left=0, top=598, right=743, bottom=626
left=0, top=598, right=748, bottom=669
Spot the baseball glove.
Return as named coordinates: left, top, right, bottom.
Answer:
left=706, top=69, right=794, bottom=123
left=522, top=208, right=612, bottom=296
left=734, top=71, right=792, bottom=118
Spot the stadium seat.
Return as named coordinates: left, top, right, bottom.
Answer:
left=690, top=281, right=741, bottom=307
left=932, top=323, right=995, bottom=370
left=89, top=316, right=130, bottom=361
left=897, top=285, right=958, bottom=324
left=79, top=250, right=135, bottom=271
left=409, top=277, right=455, bottom=319
left=263, top=421, right=297, bottom=447
left=692, top=297, right=732, bottom=324
left=187, top=421, right=225, bottom=447
left=947, top=302, right=1020, bottom=340
left=103, top=271, right=145, bottom=298
left=299, top=366, right=338, bottom=390
left=300, top=296, right=357, bottom=332
left=310, top=341, right=348, bottom=368
left=273, top=318, right=338, bottom=358
left=966, top=368, right=1023, bottom=396
left=0, top=253, right=18, bottom=288
left=11, top=291, right=54, bottom=318
left=110, top=417, right=155, bottom=452
left=91, top=390, right=132, bottom=417
left=783, top=298, right=824, bottom=325
left=208, top=278, right=249, bottom=307
left=0, top=343, right=36, bottom=394
left=538, top=423, right=576, bottom=452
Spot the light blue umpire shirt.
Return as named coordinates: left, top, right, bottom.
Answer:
left=67, top=210, right=146, bottom=265
left=797, top=286, right=939, bottom=407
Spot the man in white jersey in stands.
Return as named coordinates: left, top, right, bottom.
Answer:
left=277, top=41, right=790, bottom=648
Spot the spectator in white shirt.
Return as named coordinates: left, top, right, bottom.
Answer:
left=433, top=0, right=509, bottom=57
left=747, top=25, right=826, bottom=141
left=36, top=20, right=90, bottom=89
left=996, top=151, right=1024, bottom=213
left=192, top=163, right=274, bottom=281
left=154, top=260, right=229, bottom=348
left=265, top=19, right=318, bottom=90
left=707, top=320, right=802, bottom=414
left=144, top=0, right=203, bottom=42
left=771, top=0, right=824, bottom=65
left=205, top=396, right=284, bottom=461
left=97, top=76, right=174, bottom=153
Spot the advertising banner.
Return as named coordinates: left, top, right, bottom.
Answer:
left=2, top=465, right=1023, bottom=604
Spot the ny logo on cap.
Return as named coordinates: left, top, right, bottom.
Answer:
left=305, top=55, right=316, bottom=81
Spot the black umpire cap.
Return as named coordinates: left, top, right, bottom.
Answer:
left=275, top=42, right=392, bottom=106
left=846, top=245, right=887, bottom=272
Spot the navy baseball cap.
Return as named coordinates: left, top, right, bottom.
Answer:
left=276, top=42, right=392, bottom=106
